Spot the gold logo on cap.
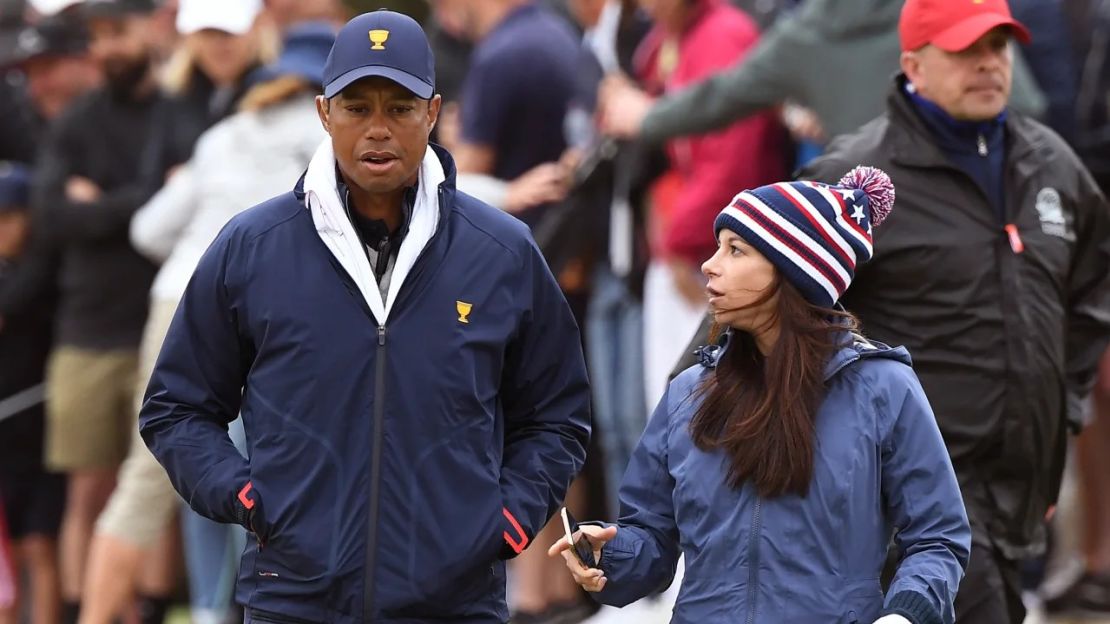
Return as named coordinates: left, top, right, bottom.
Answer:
left=456, top=301, right=473, bottom=324
left=369, top=29, right=389, bottom=50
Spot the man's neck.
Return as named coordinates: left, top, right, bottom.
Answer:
left=348, top=188, right=404, bottom=233
left=474, top=0, right=527, bottom=40
left=339, top=171, right=419, bottom=233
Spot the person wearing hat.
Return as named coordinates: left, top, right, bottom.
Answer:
left=0, top=161, right=63, bottom=624
left=139, top=10, right=590, bottom=623
left=137, top=0, right=268, bottom=194
left=550, top=169, right=971, bottom=624
left=0, top=14, right=100, bottom=161
left=690, top=0, right=1106, bottom=622
left=2, top=0, right=164, bottom=619
left=77, top=23, right=336, bottom=624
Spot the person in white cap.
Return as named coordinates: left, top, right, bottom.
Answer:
left=139, top=0, right=267, bottom=192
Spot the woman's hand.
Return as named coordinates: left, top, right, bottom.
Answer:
left=546, top=524, right=618, bottom=592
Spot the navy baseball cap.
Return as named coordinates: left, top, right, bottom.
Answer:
left=322, top=10, right=434, bottom=100
left=0, top=161, right=31, bottom=210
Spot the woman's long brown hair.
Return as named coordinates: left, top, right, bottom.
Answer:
left=689, top=278, right=856, bottom=498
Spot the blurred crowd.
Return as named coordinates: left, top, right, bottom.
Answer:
left=0, top=0, right=1107, bottom=624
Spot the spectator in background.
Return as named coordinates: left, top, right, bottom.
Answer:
left=435, top=0, right=578, bottom=227
left=140, top=0, right=269, bottom=194
left=1036, top=0, right=1110, bottom=614
left=76, top=2, right=269, bottom=622
left=0, top=162, right=61, bottom=624
left=790, top=1, right=1110, bottom=621
left=80, top=23, right=334, bottom=624
left=626, top=0, right=783, bottom=412
left=599, top=0, right=1047, bottom=150
left=15, top=1, right=163, bottom=621
left=0, top=15, right=100, bottom=162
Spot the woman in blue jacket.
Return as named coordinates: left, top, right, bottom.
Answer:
left=551, top=168, right=971, bottom=624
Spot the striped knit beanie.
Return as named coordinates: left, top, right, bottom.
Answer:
left=713, top=166, right=895, bottom=308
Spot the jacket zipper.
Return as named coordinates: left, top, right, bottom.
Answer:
left=361, top=187, right=446, bottom=620
left=744, top=499, right=763, bottom=624
left=364, top=324, right=387, bottom=619
left=977, top=133, right=988, bottom=157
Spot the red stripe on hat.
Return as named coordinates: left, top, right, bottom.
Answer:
left=737, top=200, right=848, bottom=293
left=769, top=184, right=856, bottom=269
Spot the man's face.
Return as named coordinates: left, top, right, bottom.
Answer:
left=87, top=14, right=151, bottom=88
left=316, top=77, right=441, bottom=196
left=901, top=27, right=1013, bottom=122
left=22, top=54, right=101, bottom=119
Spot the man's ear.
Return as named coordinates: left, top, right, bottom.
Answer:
left=316, top=95, right=332, bottom=133
left=900, top=50, right=923, bottom=90
left=426, top=94, right=442, bottom=132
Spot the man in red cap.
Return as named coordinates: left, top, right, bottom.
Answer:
left=788, top=0, right=1110, bottom=623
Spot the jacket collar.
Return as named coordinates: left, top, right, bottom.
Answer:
left=885, top=74, right=1041, bottom=170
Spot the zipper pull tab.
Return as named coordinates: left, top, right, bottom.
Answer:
left=378, top=325, right=386, bottom=346
left=1005, top=224, right=1024, bottom=254
left=978, top=134, right=988, bottom=156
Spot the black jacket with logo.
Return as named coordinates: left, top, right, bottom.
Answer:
left=798, top=80, right=1110, bottom=558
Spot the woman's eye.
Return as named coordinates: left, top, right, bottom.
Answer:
left=730, top=245, right=743, bottom=256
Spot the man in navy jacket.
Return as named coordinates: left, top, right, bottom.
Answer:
left=139, top=11, right=591, bottom=623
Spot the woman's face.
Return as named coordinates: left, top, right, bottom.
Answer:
left=702, top=229, right=778, bottom=332
left=188, top=28, right=257, bottom=87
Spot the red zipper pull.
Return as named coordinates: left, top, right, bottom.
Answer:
left=1005, top=224, right=1024, bottom=254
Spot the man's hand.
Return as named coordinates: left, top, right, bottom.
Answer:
left=504, top=162, right=570, bottom=214
left=66, top=176, right=102, bottom=203
left=598, top=74, right=653, bottom=139
left=669, top=259, right=706, bottom=308
left=782, top=102, right=826, bottom=144
left=547, top=524, right=618, bottom=593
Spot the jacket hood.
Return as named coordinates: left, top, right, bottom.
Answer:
left=694, top=329, right=912, bottom=381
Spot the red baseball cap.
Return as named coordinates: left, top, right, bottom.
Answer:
left=899, top=0, right=1032, bottom=52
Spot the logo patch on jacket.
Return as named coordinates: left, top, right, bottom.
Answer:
left=456, top=301, right=473, bottom=324
left=1034, top=188, right=1075, bottom=241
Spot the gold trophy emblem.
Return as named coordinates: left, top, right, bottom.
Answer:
left=369, top=29, right=389, bottom=50
left=456, top=301, right=473, bottom=324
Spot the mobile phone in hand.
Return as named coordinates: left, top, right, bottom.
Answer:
left=560, top=507, right=597, bottom=569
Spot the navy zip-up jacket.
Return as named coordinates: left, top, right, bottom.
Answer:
left=139, top=145, right=591, bottom=624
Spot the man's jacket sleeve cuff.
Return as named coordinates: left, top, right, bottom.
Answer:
left=498, top=506, right=530, bottom=560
